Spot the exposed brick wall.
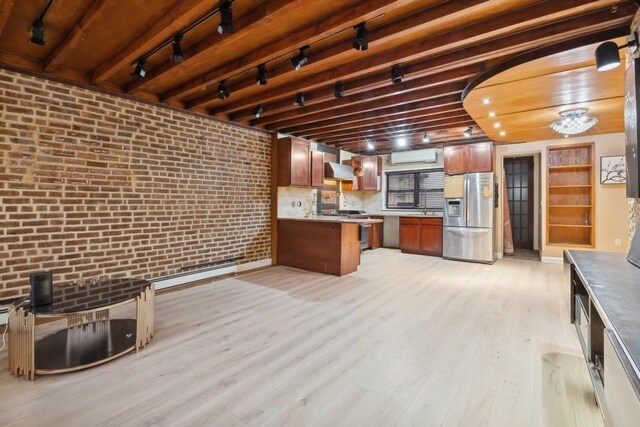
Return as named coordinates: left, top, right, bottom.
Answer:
left=0, top=69, right=271, bottom=299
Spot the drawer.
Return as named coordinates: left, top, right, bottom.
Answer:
left=400, top=217, right=420, bottom=225
left=420, top=217, right=443, bottom=226
left=604, top=330, right=640, bottom=426
left=575, top=295, right=589, bottom=360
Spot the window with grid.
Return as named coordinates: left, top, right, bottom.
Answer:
left=386, top=169, right=444, bottom=211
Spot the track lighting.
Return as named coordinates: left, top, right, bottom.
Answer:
left=294, top=92, right=305, bottom=107
left=171, top=34, right=185, bottom=63
left=353, top=23, right=368, bottom=51
left=217, top=80, right=230, bottom=100
left=397, top=137, right=407, bottom=146
left=291, top=46, right=310, bottom=71
left=132, top=58, right=147, bottom=79
left=252, top=104, right=264, bottom=118
left=391, top=64, right=403, bottom=84
left=366, top=139, right=375, bottom=151
left=463, top=127, right=473, bottom=138
left=595, top=34, right=638, bottom=72
left=422, top=132, right=430, bottom=143
left=217, top=2, right=234, bottom=34
left=30, top=19, right=45, bottom=45
left=334, top=81, right=345, bottom=98
left=256, top=64, right=267, bottom=85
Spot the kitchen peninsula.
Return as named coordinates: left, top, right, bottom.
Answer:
left=278, top=217, right=383, bottom=276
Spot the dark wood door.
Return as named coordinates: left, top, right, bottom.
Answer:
left=444, top=145, right=466, bottom=175
left=290, top=138, right=310, bottom=186
left=361, top=155, right=378, bottom=190
left=505, top=156, right=534, bottom=249
left=465, top=142, right=493, bottom=173
left=399, top=218, right=420, bottom=253
left=419, top=218, right=443, bottom=256
left=310, top=151, right=324, bottom=188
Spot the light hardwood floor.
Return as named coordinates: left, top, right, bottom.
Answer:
left=0, top=249, right=601, bottom=427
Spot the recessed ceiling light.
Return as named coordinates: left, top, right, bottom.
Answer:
left=488, top=112, right=496, bottom=118
left=499, top=131, right=506, bottom=137
left=397, top=137, right=407, bottom=146
left=482, top=98, right=491, bottom=105
left=494, top=122, right=501, bottom=128
left=564, top=134, right=569, bottom=138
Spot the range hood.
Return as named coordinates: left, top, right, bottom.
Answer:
left=324, top=162, right=355, bottom=181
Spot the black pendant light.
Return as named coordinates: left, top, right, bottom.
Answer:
left=595, top=41, right=621, bottom=72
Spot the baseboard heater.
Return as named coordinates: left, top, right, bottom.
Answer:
left=149, top=257, right=272, bottom=291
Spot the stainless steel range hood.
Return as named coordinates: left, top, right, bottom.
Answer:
left=324, top=162, right=355, bottom=181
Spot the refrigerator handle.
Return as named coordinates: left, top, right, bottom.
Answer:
left=494, top=182, right=499, bottom=208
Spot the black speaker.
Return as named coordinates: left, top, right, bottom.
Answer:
left=30, top=271, right=53, bottom=307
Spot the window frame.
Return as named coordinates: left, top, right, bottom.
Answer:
left=385, top=168, right=445, bottom=211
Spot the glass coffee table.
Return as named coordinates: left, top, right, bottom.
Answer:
left=7, top=278, right=155, bottom=380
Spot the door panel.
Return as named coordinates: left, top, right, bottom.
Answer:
left=466, top=173, right=494, bottom=228
left=290, top=138, right=310, bottom=186
left=465, top=142, right=493, bottom=173
left=399, top=223, right=420, bottom=253
left=443, top=227, right=493, bottom=262
left=444, top=145, right=466, bottom=175
left=505, top=156, right=534, bottom=249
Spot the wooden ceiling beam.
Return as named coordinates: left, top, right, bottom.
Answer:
left=262, top=81, right=466, bottom=130
left=242, top=66, right=478, bottom=125
left=161, top=0, right=411, bottom=101
left=0, top=0, right=16, bottom=38
left=295, top=105, right=468, bottom=138
left=318, top=118, right=476, bottom=144
left=91, top=0, right=216, bottom=84
left=45, top=1, right=117, bottom=73
left=306, top=111, right=472, bottom=140
left=127, top=0, right=314, bottom=94
left=203, top=0, right=611, bottom=114
left=281, top=94, right=463, bottom=134
left=192, top=0, right=491, bottom=110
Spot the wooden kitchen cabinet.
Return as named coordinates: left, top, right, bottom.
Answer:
left=368, top=216, right=384, bottom=249
left=444, top=142, right=493, bottom=175
left=400, top=217, right=443, bottom=256
left=277, top=137, right=310, bottom=186
left=443, top=145, right=466, bottom=175
left=310, top=151, right=324, bottom=188
left=344, top=155, right=381, bottom=191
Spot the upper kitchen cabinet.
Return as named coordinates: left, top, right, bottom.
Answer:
left=344, top=155, right=381, bottom=191
left=277, top=137, right=310, bottom=187
left=444, top=142, right=493, bottom=175
left=310, top=151, right=325, bottom=188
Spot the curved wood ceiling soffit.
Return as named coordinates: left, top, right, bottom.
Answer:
left=0, top=0, right=636, bottom=152
left=462, top=33, right=629, bottom=143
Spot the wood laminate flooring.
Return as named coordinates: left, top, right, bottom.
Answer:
left=0, top=249, right=601, bottom=427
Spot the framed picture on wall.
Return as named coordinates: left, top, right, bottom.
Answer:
left=600, top=155, right=627, bottom=184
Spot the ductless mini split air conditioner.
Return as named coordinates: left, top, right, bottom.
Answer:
left=390, top=149, right=437, bottom=165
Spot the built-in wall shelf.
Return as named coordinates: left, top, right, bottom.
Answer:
left=546, top=143, right=595, bottom=248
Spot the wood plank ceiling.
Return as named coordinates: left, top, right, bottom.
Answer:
left=0, top=0, right=636, bottom=153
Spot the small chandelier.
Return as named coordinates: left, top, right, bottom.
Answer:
left=550, top=108, right=598, bottom=136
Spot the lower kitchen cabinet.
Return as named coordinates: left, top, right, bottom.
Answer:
left=368, top=217, right=384, bottom=249
left=399, top=217, right=443, bottom=256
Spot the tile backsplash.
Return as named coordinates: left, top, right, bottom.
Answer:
left=278, top=187, right=317, bottom=217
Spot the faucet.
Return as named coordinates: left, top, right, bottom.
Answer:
left=421, top=205, right=428, bottom=216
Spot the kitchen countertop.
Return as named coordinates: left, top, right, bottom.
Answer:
left=375, top=211, right=444, bottom=218
left=278, top=216, right=383, bottom=224
left=565, top=250, right=640, bottom=382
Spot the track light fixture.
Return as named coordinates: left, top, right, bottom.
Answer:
left=29, top=0, right=54, bottom=45
left=217, top=80, right=230, bottom=100
left=291, top=46, right=310, bottom=71
left=595, top=34, right=638, bottom=72
left=294, top=92, right=305, bottom=107
left=334, top=81, right=345, bottom=98
left=132, top=58, right=147, bottom=79
left=30, top=19, right=45, bottom=45
left=422, top=132, right=430, bottom=143
left=252, top=104, right=264, bottom=118
left=391, top=64, right=403, bottom=84
left=217, top=2, right=234, bottom=34
left=353, top=23, right=369, bottom=51
left=463, top=127, right=473, bottom=138
left=171, top=34, right=185, bottom=63
left=256, top=64, right=267, bottom=85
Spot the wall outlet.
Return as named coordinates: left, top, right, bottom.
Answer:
left=615, top=238, right=622, bottom=247
left=296, top=201, right=302, bottom=207
left=291, top=201, right=296, bottom=207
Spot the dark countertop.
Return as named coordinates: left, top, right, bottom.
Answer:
left=565, top=250, right=640, bottom=379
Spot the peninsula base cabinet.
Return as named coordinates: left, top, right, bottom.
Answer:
left=399, top=217, right=443, bottom=256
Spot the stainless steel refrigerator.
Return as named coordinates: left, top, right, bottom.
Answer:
left=443, top=172, right=495, bottom=264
